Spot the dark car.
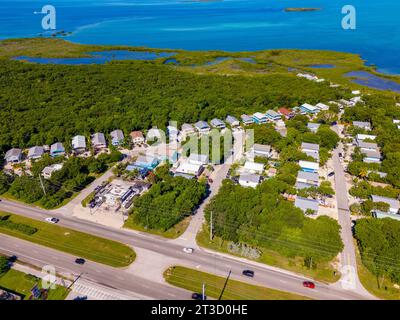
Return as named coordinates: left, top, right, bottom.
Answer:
left=328, top=172, right=335, bottom=177
left=191, top=293, right=207, bottom=300
left=303, top=281, right=315, bottom=289
left=74, top=295, right=88, bottom=300
left=242, top=270, right=255, bottom=277
left=75, top=258, right=86, bottom=265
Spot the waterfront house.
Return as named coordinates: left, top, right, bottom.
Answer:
left=353, top=121, right=371, bottom=131
left=50, top=143, right=65, bottom=157
left=225, top=115, right=240, bottom=127
left=244, top=161, right=264, bottom=174
left=299, top=160, right=319, bottom=173
left=188, top=153, right=209, bottom=166
left=307, top=123, right=321, bottom=133
left=241, top=114, right=254, bottom=126
left=27, top=146, right=44, bottom=160
left=210, top=118, right=226, bottom=129
left=110, top=130, right=124, bottom=146
left=300, top=103, right=320, bottom=114
left=4, top=148, right=22, bottom=164
left=265, top=110, right=282, bottom=121
left=295, top=197, right=319, bottom=214
left=130, top=131, right=145, bottom=145
left=92, top=133, right=107, bottom=150
left=72, top=135, right=86, bottom=154
left=129, top=155, right=159, bottom=171
left=239, top=173, right=261, bottom=188
left=252, top=112, right=268, bottom=124
left=194, top=121, right=211, bottom=134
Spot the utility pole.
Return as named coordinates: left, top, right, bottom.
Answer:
left=202, top=283, right=206, bottom=300
left=38, top=174, right=47, bottom=196
left=67, top=272, right=84, bottom=291
left=210, top=211, right=213, bottom=241
left=218, top=270, right=231, bottom=300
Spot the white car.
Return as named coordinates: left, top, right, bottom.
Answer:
left=45, top=217, right=60, bottom=224
left=183, top=247, right=194, bottom=254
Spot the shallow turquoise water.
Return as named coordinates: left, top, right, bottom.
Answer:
left=1, top=0, right=400, bottom=73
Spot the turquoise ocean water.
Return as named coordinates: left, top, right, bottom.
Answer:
left=1, top=0, right=399, bottom=73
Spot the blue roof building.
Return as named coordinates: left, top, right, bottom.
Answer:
left=252, top=112, right=268, bottom=124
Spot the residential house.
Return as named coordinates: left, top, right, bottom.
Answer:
left=4, top=148, right=22, bottom=163
left=181, top=123, right=196, bottom=137
left=356, top=134, right=376, bottom=142
left=301, top=142, right=320, bottom=162
left=91, top=133, right=107, bottom=150
left=50, top=143, right=65, bottom=157
left=299, top=160, right=319, bottom=173
left=194, top=121, right=211, bottom=134
left=296, top=171, right=319, bottom=187
left=362, top=150, right=382, bottom=164
left=295, top=197, right=319, bottom=214
left=357, top=141, right=379, bottom=152
left=315, top=103, right=330, bottom=111
left=225, top=115, right=240, bottom=127
left=72, top=135, right=86, bottom=154
left=300, top=103, right=320, bottom=114
left=265, top=110, right=281, bottom=121
left=307, top=123, right=321, bottom=133
left=371, top=195, right=400, bottom=216
left=110, top=130, right=124, bottom=146
left=42, top=163, right=63, bottom=179
left=147, top=128, right=165, bottom=143
left=252, top=112, right=268, bottom=124
left=394, top=119, right=400, bottom=129
left=353, top=121, right=371, bottom=131
left=188, top=153, right=209, bottom=166
left=252, top=144, right=272, bottom=158
left=239, top=173, right=261, bottom=188
left=167, top=125, right=179, bottom=141
left=130, top=131, right=145, bottom=145
left=241, top=114, right=254, bottom=125
left=175, top=161, right=203, bottom=177
left=27, top=146, right=44, bottom=160
left=210, top=118, right=226, bottom=129
left=243, top=161, right=264, bottom=174
left=128, top=155, right=159, bottom=171
left=278, top=107, right=293, bottom=119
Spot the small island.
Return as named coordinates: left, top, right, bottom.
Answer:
left=284, top=8, right=321, bottom=12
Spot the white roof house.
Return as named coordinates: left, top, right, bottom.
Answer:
left=239, top=173, right=261, bottom=188
left=4, top=148, right=22, bottom=163
left=356, top=134, right=376, bottom=141
left=252, top=144, right=272, bottom=158
left=110, top=130, right=124, bottom=146
left=315, top=103, right=330, bottom=111
left=301, top=142, right=319, bottom=153
left=175, top=161, right=203, bottom=176
left=42, top=163, right=63, bottom=179
left=72, top=135, right=86, bottom=151
left=353, top=121, right=371, bottom=131
left=296, top=171, right=319, bottom=186
left=357, top=141, right=378, bottom=152
left=188, top=153, right=209, bottom=166
left=371, top=195, right=400, bottom=214
left=252, top=112, right=268, bottom=124
left=244, top=161, right=264, bottom=174
left=50, top=143, right=65, bottom=157
left=226, top=115, right=240, bottom=127
left=210, top=118, right=226, bottom=129
left=295, top=197, right=319, bottom=214
left=241, top=114, right=254, bottom=125
left=300, top=103, right=320, bottom=114
left=91, top=133, right=107, bottom=149
left=28, top=146, right=44, bottom=160
left=362, top=150, right=382, bottom=163
left=299, top=160, right=319, bottom=173
left=307, top=123, right=321, bottom=133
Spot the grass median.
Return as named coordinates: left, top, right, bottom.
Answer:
left=0, top=211, right=135, bottom=267
left=164, top=266, right=310, bottom=300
